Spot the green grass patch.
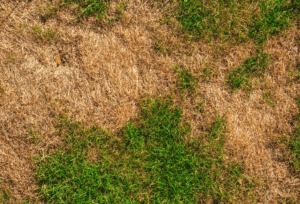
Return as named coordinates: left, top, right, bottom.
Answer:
left=173, top=64, right=199, bottom=98
left=60, top=0, right=110, bottom=22
left=28, top=25, right=60, bottom=44
left=246, top=0, right=299, bottom=45
left=155, top=0, right=300, bottom=47
left=31, top=94, right=256, bottom=203
left=40, top=0, right=128, bottom=24
left=225, top=51, right=274, bottom=99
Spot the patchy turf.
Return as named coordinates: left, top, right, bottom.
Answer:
left=30, top=94, right=256, bottom=203
left=0, top=0, right=300, bottom=203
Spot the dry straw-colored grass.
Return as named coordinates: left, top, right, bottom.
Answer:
left=0, top=0, right=300, bottom=203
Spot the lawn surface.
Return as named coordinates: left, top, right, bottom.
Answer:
left=0, top=0, right=300, bottom=203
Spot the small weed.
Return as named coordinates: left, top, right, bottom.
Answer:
left=29, top=25, right=60, bottom=44
left=294, top=97, right=300, bottom=122
left=35, top=0, right=67, bottom=23
left=287, top=65, right=296, bottom=85
left=51, top=0, right=129, bottom=24
left=115, top=0, right=128, bottom=17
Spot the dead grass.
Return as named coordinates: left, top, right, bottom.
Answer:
left=0, top=0, right=300, bottom=203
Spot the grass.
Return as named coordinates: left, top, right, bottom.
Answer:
left=27, top=0, right=300, bottom=202
left=4, top=51, right=15, bottom=64
left=287, top=97, right=300, bottom=171
left=225, top=51, right=274, bottom=100
left=0, top=180, right=11, bottom=202
left=48, top=0, right=128, bottom=24
left=29, top=25, right=60, bottom=44
left=0, top=68, right=5, bottom=94
left=61, top=0, right=110, bottom=21
left=1, top=0, right=300, bottom=203
left=31, top=94, right=256, bottom=203
left=173, top=64, right=199, bottom=98
left=275, top=96, right=300, bottom=173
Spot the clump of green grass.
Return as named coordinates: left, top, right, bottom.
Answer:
left=161, top=0, right=300, bottom=46
left=60, top=0, right=110, bottom=22
left=31, top=94, right=256, bottom=203
left=225, top=52, right=274, bottom=99
left=28, top=25, right=60, bottom=44
left=173, top=64, right=198, bottom=98
left=45, top=0, right=128, bottom=24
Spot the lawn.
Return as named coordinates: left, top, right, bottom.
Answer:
left=0, top=0, right=300, bottom=203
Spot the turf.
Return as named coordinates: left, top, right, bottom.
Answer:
left=0, top=0, right=300, bottom=203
